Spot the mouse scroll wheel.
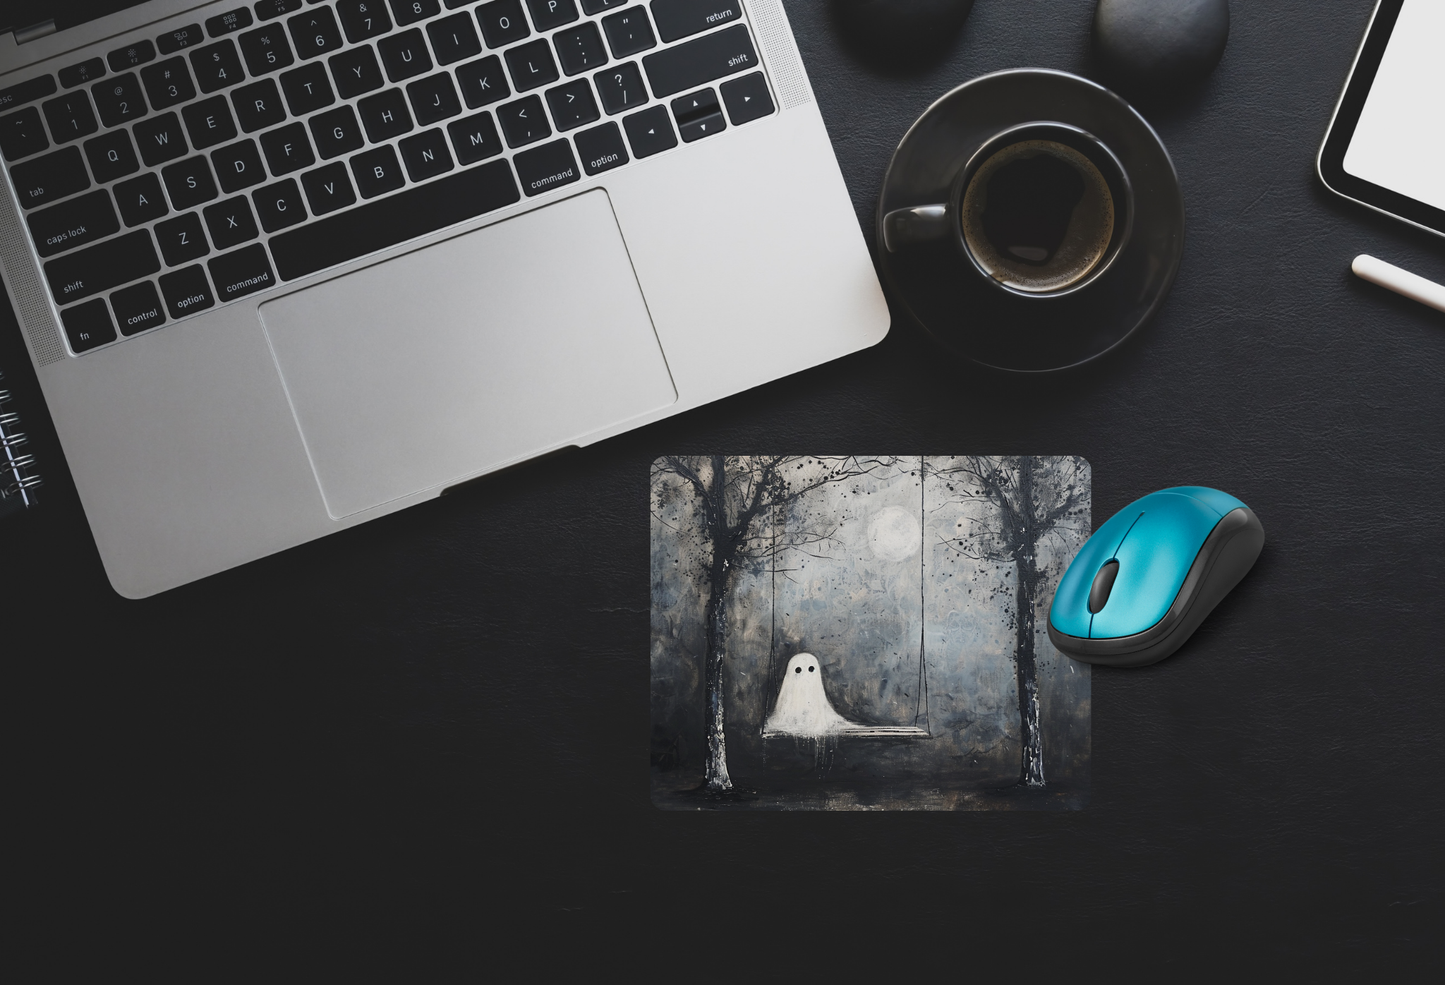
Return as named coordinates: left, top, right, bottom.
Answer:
left=1088, top=559, right=1121, bottom=614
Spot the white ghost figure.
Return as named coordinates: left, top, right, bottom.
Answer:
left=764, top=653, right=858, bottom=737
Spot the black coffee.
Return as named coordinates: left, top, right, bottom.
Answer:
left=961, top=140, right=1115, bottom=293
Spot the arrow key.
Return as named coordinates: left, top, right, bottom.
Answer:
left=671, top=86, right=724, bottom=144
left=720, top=71, right=773, bottom=127
left=622, top=104, right=675, bottom=159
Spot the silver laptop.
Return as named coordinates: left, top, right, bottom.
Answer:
left=0, top=0, right=887, bottom=597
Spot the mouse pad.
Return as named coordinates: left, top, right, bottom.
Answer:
left=650, top=456, right=1091, bottom=811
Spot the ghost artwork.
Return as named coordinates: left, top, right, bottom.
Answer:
left=764, top=654, right=858, bottom=737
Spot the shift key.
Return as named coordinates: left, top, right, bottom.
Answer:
left=44, top=230, right=161, bottom=304
left=642, top=24, right=758, bottom=98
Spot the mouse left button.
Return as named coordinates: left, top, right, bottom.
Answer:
left=1087, top=559, right=1119, bottom=613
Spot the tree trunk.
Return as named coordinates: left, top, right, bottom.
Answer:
left=1014, top=457, right=1045, bottom=788
left=702, top=584, right=732, bottom=791
left=701, top=455, right=733, bottom=792
left=1014, top=560, right=1044, bottom=787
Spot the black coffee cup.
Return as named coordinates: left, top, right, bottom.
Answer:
left=883, top=122, right=1134, bottom=299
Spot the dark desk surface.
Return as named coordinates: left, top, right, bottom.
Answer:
left=4, top=0, right=1443, bottom=965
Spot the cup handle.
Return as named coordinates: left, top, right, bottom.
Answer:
left=882, top=205, right=949, bottom=252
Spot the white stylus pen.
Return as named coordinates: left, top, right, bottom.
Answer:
left=1352, top=254, right=1445, bottom=314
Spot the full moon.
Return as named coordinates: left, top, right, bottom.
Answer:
left=867, top=506, right=921, bottom=561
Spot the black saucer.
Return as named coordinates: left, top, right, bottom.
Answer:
left=877, top=69, right=1185, bottom=372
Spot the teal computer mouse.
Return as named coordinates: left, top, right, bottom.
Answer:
left=1048, top=487, right=1264, bottom=667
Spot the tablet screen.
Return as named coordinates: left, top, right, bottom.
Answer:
left=1342, top=1, right=1445, bottom=212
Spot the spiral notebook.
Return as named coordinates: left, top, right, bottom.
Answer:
left=0, top=365, right=41, bottom=519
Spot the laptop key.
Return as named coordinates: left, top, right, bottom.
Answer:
left=211, top=138, right=266, bottom=191
left=107, top=42, right=156, bottom=73
left=407, top=74, right=462, bottom=125
left=158, top=264, right=216, bottom=318
left=594, top=62, right=645, bottom=115
left=9, top=146, right=90, bottom=209
left=601, top=8, right=655, bottom=59
left=206, top=8, right=255, bottom=37
left=260, top=121, right=316, bottom=173
left=203, top=196, right=260, bottom=249
left=110, top=280, right=166, bottom=336
left=0, top=107, right=49, bottom=161
left=555, top=22, right=608, bottom=76
left=162, top=156, right=220, bottom=209
left=352, top=145, right=405, bottom=198
left=288, top=7, right=345, bottom=60
left=574, top=120, right=627, bottom=175
left=310, top=105, right=365, bottom=158
left=141, top=58, right=197, bottom=109
left=280, top=63, right=335, bottom=115
left=92, top=73, right=148, bottom=128
left=379, top=30, right=434, bottom=83
left=622, top=104, right=674, bottom=157
left=238, top=24, right=295, bottom=75
left=719, top=71, right=772, bottom=125
left=183, top=96, right=239, bottom=149
left=45, top=229, right=161, bottom=304
left=427, top=13, right=482, bottom=65
left=476, top=0, right=530, bottom=48
left=338, top=0, right=393, bottom=43
left=497, top=95, right=550, bottom=147
left=60, top=299, right=116, bottom=352
left=134, top=112, right=189, bottom=166
left=269, top=159, right=519, bottom=280
left=114, top=173, right=168, bottom=225
left=506, top=39, right=559, bottom=92
left=84, top=130, right=141, bottom=183
left=252, top=177, right=308, bottom=231
left=650, top=0, right=739, bottom=43
left=27, top=189, right=119, bottom=257
left=158, top=24, right=205, bottom=55
left=190, top=40, right=246, bottom=93
left=300, top=162, right=357, bottom=214
left=154, top=212, right=211, bottom=265
left=358, top=89, right=414, bottom=141
left=209, top=244, right=276, bottom=302
left=27, top=190, right=120, bottom=258
left=42, top=92, right=99, bottom=144
left=328, top=45, right=384, bottom=98
left=671, top=87, right=724, bottom=142
left=642, top=23, right=757, bottom=98
left=455, top=56, right=509, bottom=108
left=545, top=79, right=599, bottom=131
left=580, top=0, right=627, bottom=13
left=526, top=0, right=579, bottom=32
left=60, top=59, right=107, bottom=89
left=398, top=128, right=454, bottom=181
left=446, top=111, right=503, bottom=164
left=390, top=0, right=442, bottom=26
left=513, top=138, right=578, bottom=196
left=232, top=78, right=287, bottom=131
left=255, top=0, right=303, bottom=20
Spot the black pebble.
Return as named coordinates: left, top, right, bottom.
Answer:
left=1093, top=0, right=1230, bottom=90
left=835, top=0, right=975, bottom=57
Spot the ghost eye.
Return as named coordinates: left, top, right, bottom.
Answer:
left=809, top=666, right=815, bottom=672
left=795, top=667, right=802, bottom=674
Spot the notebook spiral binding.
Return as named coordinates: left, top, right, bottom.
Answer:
left=0, top=367, right=41, bottom=517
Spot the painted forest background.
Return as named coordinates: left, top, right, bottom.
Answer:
left=651, top=456, right=1092, bottom=809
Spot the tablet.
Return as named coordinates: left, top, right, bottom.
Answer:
left=1319, top=0, right=1445, bottom=237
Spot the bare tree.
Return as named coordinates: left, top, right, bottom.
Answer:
left=651, top=455, right=896, bottom=793
left=935, top=456, right=1089, bottom=788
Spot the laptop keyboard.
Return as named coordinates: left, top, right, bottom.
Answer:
left=0, top=0, right=776, bottom=355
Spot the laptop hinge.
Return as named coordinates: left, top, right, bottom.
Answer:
left=13, top=20, right=56, bottom=45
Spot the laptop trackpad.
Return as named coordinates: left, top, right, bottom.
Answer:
left=260, top=189, right=676, bottom=519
